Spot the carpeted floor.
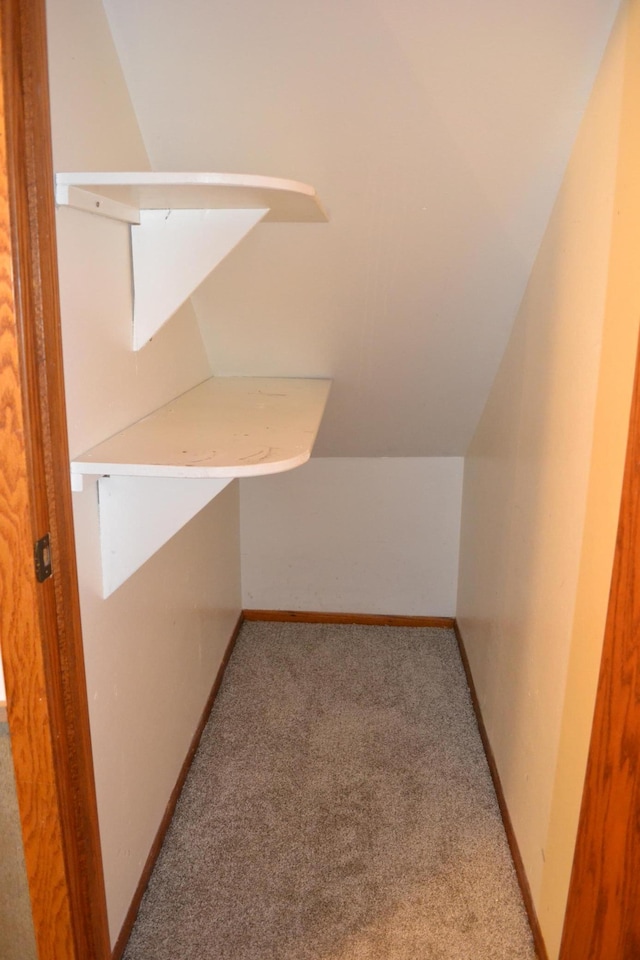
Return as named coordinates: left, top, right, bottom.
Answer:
left=123, top=622, right=537, bottom=960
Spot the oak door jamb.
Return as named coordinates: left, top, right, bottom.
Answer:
left=0, top=2, right=110, bottom=958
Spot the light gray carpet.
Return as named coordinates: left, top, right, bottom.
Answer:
left=123, top=622, right=537, bottom=960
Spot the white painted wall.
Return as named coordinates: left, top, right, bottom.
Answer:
left=71, top=482, right=240, bottom=939
left=103, top=0, right=620, bottom=457
left=457, top=4, right=640, bottom=955
left=46, top=0, right=242, bottom=946
left=241, top=458, right=463, bottom=616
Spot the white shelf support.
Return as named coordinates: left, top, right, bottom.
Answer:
left=55, top=171, right=328, bottom=351
left=131, top=208, right=267, bottom=349
left=55, top=183, right=141, bottom=224
left=98, top=475, right=232, bottom=597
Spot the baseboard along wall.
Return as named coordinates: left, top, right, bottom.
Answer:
left=242, top=609, right=455, bottom=628
left=452, top=621, right=549, bottom=960
left=111, top=610, right=547, bottom=960
left=111, top=613, right=244, bottom=960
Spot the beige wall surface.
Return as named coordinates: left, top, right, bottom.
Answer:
left=241, top=458, right=463, bottom=616
left=46, top=0, right=242, bottom=945
left=538, top=0, right=640, bottom=948
left=71, top=484, right=241, bottom=942
left=457, top=4, right=640, bottom=957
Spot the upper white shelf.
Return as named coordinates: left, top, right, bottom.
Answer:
left=55, top=172, right=328, bottom=225
left=55, top=172, right=328, bottom=350
left=71, top=376, right=331, bottom=481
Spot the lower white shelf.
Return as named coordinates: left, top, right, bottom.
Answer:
left=71, top=377, right=331, bottom=597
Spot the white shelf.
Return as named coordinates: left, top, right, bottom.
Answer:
left=72, top=376, right=330, bottom=480
left=56, top=172, right=331, bottom=592
left=55, top=171, right=328, bottom=224
left=55, top=172, right=328, bottom=349
left=71, top=377, right=331, bottom=597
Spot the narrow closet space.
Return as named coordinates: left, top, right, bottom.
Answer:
left=37, top=0, right=640, bottom=958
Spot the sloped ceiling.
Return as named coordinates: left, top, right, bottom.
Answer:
left=102, top=0, right=620, bottom=455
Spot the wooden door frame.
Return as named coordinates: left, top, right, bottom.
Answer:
left=0, top=1, right=110, bottom=958
left=558, top=320, right=640, bottom=954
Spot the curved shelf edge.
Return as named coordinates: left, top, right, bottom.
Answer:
left=54, top=171, right=328, bottom=223
left=71, top=377, right=331, bottom=596
left=71, top=449, right=313, bottom=482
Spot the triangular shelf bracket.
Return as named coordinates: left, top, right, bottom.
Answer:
left=131, top=208, right=267, bottom=350
left=98, top=474, right=232, bottom=598
left=55, top=171, right=328, bottom=351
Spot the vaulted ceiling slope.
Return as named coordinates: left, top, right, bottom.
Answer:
left=103, top=0, right=620, bottom=456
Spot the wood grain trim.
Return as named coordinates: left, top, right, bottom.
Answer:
left=111, top=613, right=244, bottom=960
left=453, top=621, right=549, bottom=960
left=0, top=1, right=110, bottom=957
left=243, top=609, right=455, bottom=628
left=558, top=349, right=640, bottom=953
left=0, top=17, right=75, bottom=958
